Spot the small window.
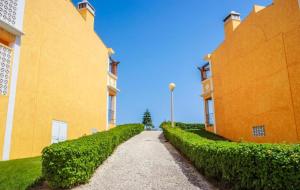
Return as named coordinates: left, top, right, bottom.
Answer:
left=205, top=98, right=214, bottom=126
left=52, top=120, right=68, bottom=143
left=252, top=126, right=265, bottom=137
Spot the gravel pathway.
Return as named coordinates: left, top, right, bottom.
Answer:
left=73, top=131, right=217, bottom=190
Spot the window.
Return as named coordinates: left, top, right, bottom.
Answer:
left=252, top=126, right=265, bottom=137
left=205, top=98, right=214, bottom=126
left=108, top=96, right=116, bottom=125
left=52, top=120, right=68, bottom=144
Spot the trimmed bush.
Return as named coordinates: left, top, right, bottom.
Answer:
left=42, top=124, right=144, bottom=189
left=160, top=121, right=205, bottom=130
left=187, top=128, right=228, bottom=141
left=162, top=123, right=300, bottom=190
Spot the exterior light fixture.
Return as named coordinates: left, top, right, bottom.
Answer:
left=169, top=83, right=176, bottom=128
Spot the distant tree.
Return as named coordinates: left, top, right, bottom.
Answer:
left=142, top=109, right=154, bottom=130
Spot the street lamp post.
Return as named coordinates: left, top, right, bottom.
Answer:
left=169, top=83, right=176, bottom=128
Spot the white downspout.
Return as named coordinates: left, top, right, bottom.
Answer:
left=209, top=61, right=217, bottom=134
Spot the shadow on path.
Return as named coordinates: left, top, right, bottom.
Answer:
left=158, top=133, right=219, bottom=190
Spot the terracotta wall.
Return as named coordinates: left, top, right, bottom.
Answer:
left=210, top=0, right=300, bottom=143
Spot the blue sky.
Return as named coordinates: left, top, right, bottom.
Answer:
left=73, top=0, right=272, bottom=126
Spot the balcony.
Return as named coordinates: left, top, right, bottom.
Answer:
left=0, top=0, right=25, bottom=36
left=107, top=72, right=119, bottom=93
left=0, top=43, right=12, bottom=96
left=201, top=78, right=212, bottom=98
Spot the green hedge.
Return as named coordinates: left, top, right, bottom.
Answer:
left=160, top=121, right=205, bottom=130
left=162, top=124, right=300, bottom=190
left=187, top=128, right=228, bottom=141
left=42, top=124, right=144, bottom=189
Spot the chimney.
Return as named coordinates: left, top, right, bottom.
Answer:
left=77, top=0, right=95, bottom=30
left=223, top=11, right=241, bottom=39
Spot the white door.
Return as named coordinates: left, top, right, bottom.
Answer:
left=52, top=120, right=68, bottom=144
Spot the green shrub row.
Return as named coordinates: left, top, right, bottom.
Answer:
left=162, top=123, right=300, bottom=190
left=187, top=128, right=228, bottom=141
left=160, top=121, right=205, bottom=130
left=42, top=124, right=144, bottom=189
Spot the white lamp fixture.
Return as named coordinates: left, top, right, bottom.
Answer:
left=169, top=83, right=176, bottom=127
left=169, top=83, right=176, bottom=92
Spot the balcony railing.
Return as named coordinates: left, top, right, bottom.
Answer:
left=206, top=113, right=215, bottom=126
left=0, top=43, right=12, bottom=96
left=107, top=72, right=117, bottom=91
left=202, top=78, right=212, bottom=97
left=0, top=0, right=25, bottom=35
left=108, top=109, right=116, bottom=125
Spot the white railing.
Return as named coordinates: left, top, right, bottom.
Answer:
left=0, top=43, right=12, bottom=96
left=0, top=0, right=25, bottom=35
left=107, top=72, right=117, bottom=90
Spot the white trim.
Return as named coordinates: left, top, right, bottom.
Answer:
left=106, top=91, right=109, bottom=131
left=202, top=97, right=206, bottom=127
left=298, top=0, right=300, bottom=9
left=211, top=93, right=217, bottom=134
left=114, top=96, right=117, bottom=125
left=15, top=0, right=26, bottom=33
left=106, top=55, right=110, bottom=131
left=208, top=61, right=217, bottom=134
left=0, top=20, right=24, bottom=36
left=108, top=71, right=118, bottom=80
left=2, top=36, right=22, bottom=160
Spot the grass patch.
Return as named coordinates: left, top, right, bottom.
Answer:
left=0, top=157, right=42, bottom=190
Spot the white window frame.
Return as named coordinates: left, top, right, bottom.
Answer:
left=52, top=120, right=68, bottom=144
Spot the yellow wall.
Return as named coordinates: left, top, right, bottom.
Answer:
left=209, top=0, right=300, bottom=143
left=78, top=8, right=95, bottom=31
left=4, top=0, right=110, bottom=159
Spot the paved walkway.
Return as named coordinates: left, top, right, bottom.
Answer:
left=74, top=131, right=217, bottom=190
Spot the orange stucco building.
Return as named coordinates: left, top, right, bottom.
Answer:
left=200, top=0, right=300, bottom=143
left=0, top=0, right=120, bottom=160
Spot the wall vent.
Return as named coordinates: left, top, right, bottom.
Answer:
left=252, top=126, right=265, bottom=137
left=91, top=128, right=98, bottom=134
